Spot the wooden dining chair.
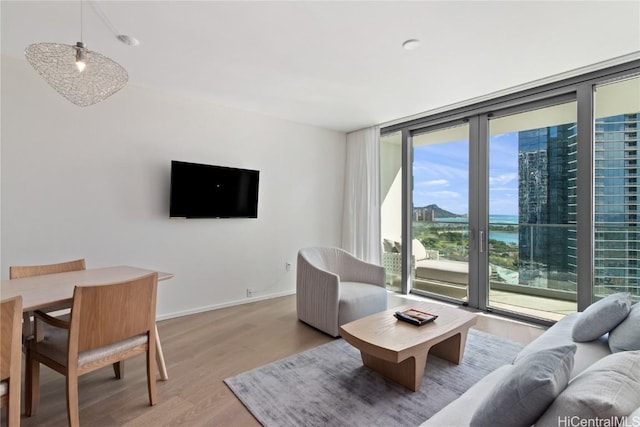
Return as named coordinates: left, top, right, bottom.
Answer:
left=25, top=272, right=158, bottom=426
left=10, top=259, right=86, bottom=340
left=8, top=258, right=118, bottom=411
left=1, top=296, right=23, bottom=427
left=9, top=259, right=86, bottom=280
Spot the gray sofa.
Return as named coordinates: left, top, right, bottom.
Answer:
left=421, top=305, right=640, bottom=427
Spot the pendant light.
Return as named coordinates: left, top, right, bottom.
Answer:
left=24, top=0, right=128, bottom=107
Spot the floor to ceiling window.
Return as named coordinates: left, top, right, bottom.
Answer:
left=380, top=60, right=640, bottom=324
left=593, top=76, right=640, bottom=301
left=487, top=101, right=578, bottom=320
left=411, top=123, right=470, bottom=302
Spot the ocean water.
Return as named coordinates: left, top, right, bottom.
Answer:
left=489, top=215, right=519, bottom=224
left=435, top=215, right=519, bottom=224
left=488, top=231, right=518, bottom=244
left=434, top=215, right=519, bottom=244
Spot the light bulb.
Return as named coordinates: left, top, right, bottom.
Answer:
left=75, top=42, right=87, bottom=73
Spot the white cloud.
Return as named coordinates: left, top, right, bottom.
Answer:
left=433, top=191, right=460, bottom=198
left=489, top=173, right=517, bottom=186
left=426, top=179, right=449, bottom=186
left=414, top=161, right=467, bottom=181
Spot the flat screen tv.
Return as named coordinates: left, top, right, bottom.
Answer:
left=170, top=160, right=259, bottom=218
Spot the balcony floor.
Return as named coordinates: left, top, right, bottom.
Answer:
left=488, top=289, right=576, bottom=321
left=391, top=279, right=577, bottom=322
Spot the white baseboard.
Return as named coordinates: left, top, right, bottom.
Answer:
left=156, top=289, right=296, bottom=321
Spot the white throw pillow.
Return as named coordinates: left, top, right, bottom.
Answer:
left=412, top=239, right=428, bottom=261
left=535, top=350, right=640, bottom=427
left=571, top=292, right=632, bottom=342
left=469, top=344, right=576, bottom=427
left=609, top=302, right=640, bottom=353
left=382, top=238, right=396, bottom=253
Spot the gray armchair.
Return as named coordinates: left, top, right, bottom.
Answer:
left=296, top=247, right=387, bottom=337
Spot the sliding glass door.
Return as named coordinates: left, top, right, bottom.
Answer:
left=380, top=61, right=640, bottom=323
left=487, top=101, right=578, bottom=320
left=411, top=123, right=470, bottom=302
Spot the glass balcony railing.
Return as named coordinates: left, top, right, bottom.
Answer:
left=407, top=221, right=580, bottom=320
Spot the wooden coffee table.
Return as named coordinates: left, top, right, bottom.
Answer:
left=340, top=302, right=477, bottom=391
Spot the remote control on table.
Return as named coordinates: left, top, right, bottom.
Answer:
left=394, top=311, right=422, bottom=326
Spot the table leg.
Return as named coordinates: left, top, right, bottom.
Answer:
left=429, top=332, right=467, bottom=364
left=155, top=324, right=169, bottom=381
left=361, top=351, right=428, bottom=392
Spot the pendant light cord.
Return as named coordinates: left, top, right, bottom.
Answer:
left=90, top=1, right=119, bottom=38
left=80, top=0, right=83, bottom=43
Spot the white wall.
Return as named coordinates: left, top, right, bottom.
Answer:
left=0, top=58, right=347, bottom=319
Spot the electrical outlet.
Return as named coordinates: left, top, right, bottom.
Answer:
left=286, top=262, right=292, bottom=271
left=246, top=288, right=254, bottom=297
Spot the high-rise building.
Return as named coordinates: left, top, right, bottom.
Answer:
left=594, top=113, right=639, bottom=297
left=517, top=112, right=639, bottom=298
left=414, top=207, right=436, bottom=222
left=517, top=124, right=576, bottom=290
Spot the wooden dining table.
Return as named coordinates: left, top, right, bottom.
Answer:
left=0, top=265, right=173, bottom=381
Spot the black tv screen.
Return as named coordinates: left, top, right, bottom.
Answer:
left=170, top=161, right=259, bottom=218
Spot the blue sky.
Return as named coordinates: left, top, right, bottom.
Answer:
left=412, top=132, right=519, bottom=216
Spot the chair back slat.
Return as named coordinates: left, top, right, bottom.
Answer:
left=1, top=296, right=22, bottom=381
left=10, top=259, right=86, bottom=279
left=70, top=273, right=157, bottom=353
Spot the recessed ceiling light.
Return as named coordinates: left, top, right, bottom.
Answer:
left=117, top=35, right=140, bottom=46
left=402, top=39, right=421, bottom=50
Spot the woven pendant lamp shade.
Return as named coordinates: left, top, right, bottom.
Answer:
left=25, top=42, right=128, bottom=107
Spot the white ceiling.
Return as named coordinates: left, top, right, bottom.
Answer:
left=2, top=1, right=639, bottom=132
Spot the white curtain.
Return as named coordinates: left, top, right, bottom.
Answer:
left=342, top=125, right=381, bottom=264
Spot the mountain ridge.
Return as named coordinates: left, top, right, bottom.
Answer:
left=414, top=204, right=463, bottom=218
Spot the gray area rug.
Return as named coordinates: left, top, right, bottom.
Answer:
left=225, top=329, right=524, bottom=427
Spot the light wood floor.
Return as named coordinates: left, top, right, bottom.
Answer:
left=6, top=293, right=546, bottom=427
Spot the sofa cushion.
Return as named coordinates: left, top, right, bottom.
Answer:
left=515, top=312, right=611, bottom=379
left=571, top=292, right=632, bottom=342
left=469, top=344, right=576, bottom=427
left=415, top=259, right=468, bottom=285
left=382, top=238, right=396, bottom=253
left=609, top=302, right=640, bottom=353
left=337, top=282, right=387, bottom=329
left=535, top=350, right=640, bottom=427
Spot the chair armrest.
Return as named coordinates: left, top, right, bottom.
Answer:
left=296, top=253, right=341, bottom=336
left=33, top=310, right=70, bottom=329
left=32, top=310, right=70, bottom=342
